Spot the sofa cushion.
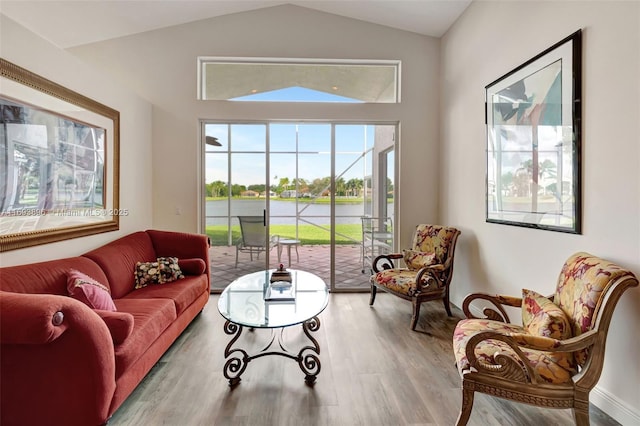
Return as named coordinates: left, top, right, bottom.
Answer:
left=111, top=298, right=177, bottom=377
left=83, top=232, right=157, bottom=299
left=94, top=310, right=134, bottom=344
left=0, top=257, right=108, bottom=296
left=178, top=258, right=206, bottom=276
left=522, top=289, right=572, bottom=339
left=124, top=275, right=208, bottom=315
left=67, top=270, right=116, bottom=311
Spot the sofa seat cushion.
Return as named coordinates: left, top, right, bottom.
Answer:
left=453, top=318, right=577, bottom=384
left=112, top=298, right=177, bottom=377
left=125, top=275, right=208, bottom=315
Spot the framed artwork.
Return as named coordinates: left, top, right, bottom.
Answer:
left=485, top=30, right=582, bottom=233
left=0, top=59, right=120, bottom=251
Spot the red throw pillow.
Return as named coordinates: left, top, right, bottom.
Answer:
left=94, top=310, right=134, bottom=345
left=178, top=258, right=206, bottom=275
left=67, top=269, right=116, bottom=311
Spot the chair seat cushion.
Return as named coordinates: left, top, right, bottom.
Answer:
left=453, top=318, right=577, bottom=384
left=370, top=269, right=420, bottom=296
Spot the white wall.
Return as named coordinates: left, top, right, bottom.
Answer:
left=0, top=15, right=154, bottom=266
left=69, top=5, right=441, bottom=248
left=441, top=1, right=640, bottom=423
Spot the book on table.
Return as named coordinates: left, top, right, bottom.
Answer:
left=265, top=280, right=296, bottom=302
left=270, top=270, right=292, bottom=283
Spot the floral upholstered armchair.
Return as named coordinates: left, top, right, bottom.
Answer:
left=369, top=224, right=461, bottom=330
left=452, top=252, right=638, bottom=425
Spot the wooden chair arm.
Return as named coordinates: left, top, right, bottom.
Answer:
left=462, top=293, right=522, bottom=322
left=414, top=264, right=446, bottom=291
left=464, top=329, right=599, bottom=385
left=506, top=329, right=598, bottom=353
left=464, top=330, right=538, bottom=383
left=371, top=253, right=403, bottom=272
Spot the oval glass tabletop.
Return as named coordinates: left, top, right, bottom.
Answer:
left=217, top=269, right=329, bottom=328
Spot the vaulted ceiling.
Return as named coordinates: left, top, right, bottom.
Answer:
left=0, top=1, right=472, bottom=49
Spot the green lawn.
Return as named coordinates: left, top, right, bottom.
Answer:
left=205, top=196, right=370, bottom=204
left=206, top=224, right=362, bottom=246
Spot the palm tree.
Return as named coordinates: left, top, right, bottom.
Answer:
left=279, top=177, right=290, bottom=192
left=335, top=177, right=346, bottom=196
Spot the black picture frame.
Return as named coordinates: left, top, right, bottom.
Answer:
left=485, top=30, right=582, bottom=234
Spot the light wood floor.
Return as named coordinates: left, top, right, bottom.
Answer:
left=108, top=293, right=620, bottom=426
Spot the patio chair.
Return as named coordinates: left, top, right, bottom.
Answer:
left=235, top=216, right=279, bottom=267
left=361, top=216, right=393, bottom=273
left=452, top=252, right=638, bottom=425
left=369, top=223, right=461, bottom=330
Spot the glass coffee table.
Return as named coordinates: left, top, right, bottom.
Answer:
left=217, top=269, right=329, bottom=386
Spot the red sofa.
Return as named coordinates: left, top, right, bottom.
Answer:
left=0, top=230, right=211, bottom=426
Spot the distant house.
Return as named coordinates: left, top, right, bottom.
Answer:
left=260, top=191, right=276, bottom=197
left=280, top=190, right=298, bottom=198
left=241, top=190, right=259, bottom=197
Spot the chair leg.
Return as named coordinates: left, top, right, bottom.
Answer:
left=410, top=299, right=421, bottom=330
left=235, top=248, right=239, bottom=268
left=573, top=408, right=590, bottom=426
left=369, top=284, right=377, bottom=305
left=456, top=386, right=475, bottom=426
left=573, top=392, right=591, bottom=426
left=443, top=291, right=453, bottom=317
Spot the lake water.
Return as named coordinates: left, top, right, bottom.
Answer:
left=205, top=199, right=393, bottom=225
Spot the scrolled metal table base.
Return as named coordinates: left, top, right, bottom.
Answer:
left=222, top=316, right=322, bottom=387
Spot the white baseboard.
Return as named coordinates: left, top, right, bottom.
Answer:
left=591, top=386, right=640, bottom=426
left=459, top=304, right=640, bottom=425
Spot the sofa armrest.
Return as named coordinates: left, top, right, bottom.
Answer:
left=146, top=229, right=210, bottom=290
left=0, top=291, right=70, bottom=344
left=0, top=291, right=116, bottom=426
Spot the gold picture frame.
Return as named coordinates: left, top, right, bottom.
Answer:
left=0, top=58, right=120, bottom=251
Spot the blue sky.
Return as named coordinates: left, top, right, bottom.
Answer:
left=205, top=123, right=377, bottom=187
left=230, top=86, right=363, bottom=103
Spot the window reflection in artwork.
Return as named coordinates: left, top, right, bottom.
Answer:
left=486, top=30, right=581, bottom=233
left=1, top=97, right=105, bottom=215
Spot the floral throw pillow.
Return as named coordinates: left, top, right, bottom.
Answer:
left=402, top=249, right=436, bottom=271
left=522, top=288, right=572, bottom=340
left=157, top=257, right=185, bottom=283
left=134, top=257, right=185, bottom=289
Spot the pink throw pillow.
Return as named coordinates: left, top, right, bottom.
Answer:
left=67, top=269, right=116, bottom=311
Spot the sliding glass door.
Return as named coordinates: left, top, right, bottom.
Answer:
left=202, top=121, right=397, bottom=292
